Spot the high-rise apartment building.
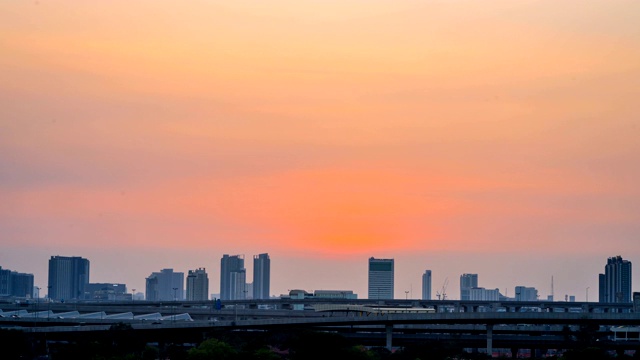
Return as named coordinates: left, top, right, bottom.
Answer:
left=220, top=254, right=246, bottom=300
left=460, top=273, right=478, bottom=301
left=599, top=256, right=632, bottom=303
left=422, top=270, right=432, bottom=300
left=515, top=286, right=538, bottom=301
left=253, top=253, right=270, bottom=300
left=145, top=268, right=184, bottom=301
left=368, top=257, right=394, bottom=299
left=48, top=256, right=90, bottom=301
left=186, top=268, right=209, bottom=301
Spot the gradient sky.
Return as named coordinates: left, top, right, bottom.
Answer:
left=1, top=1, right=639, bottom=300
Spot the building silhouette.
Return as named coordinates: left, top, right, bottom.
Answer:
left=245, top=282, right=253, bottom=299
left=515, top=286, right=538, bottom=301
left=460, top=273, right=478, bottom=301
left=220, top=254, right=246, bottom=300
left=145, top=268, right=184, bottom=301
left=186, top=268, right=209, bottom=301
left=599, top=256, right=632, bottom=303
left=48, top=256, right=90, bottom=301
left=470, top=287, right=500, bottom=301
left=253, top=253, right=270, bottom=300
left=85, top=283, right=128, bottom=301
left=368, top=257, right=394, bottom=299
left=422, top=270, right=432, bottom=300
left=0, top=267, right=34, bottom=298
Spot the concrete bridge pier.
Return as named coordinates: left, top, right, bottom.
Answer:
left=486, top=324, right=493, bottom=357
left=385, top=324, right=393, bottom=351
left=511, top=347, right=518, bottom=358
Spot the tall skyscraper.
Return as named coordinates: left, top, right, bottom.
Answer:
left=220, top=254, right=246, bottom=300
left=48, top=256, right=90, bottom=301
left=599, top=256, right=632, bottom=303
left=253, top=253, right=270, bottom=300
left=460, top=273, right=478, bottom=301
left=368, top=257, right=394, bottom=299
left=145, top=268, right=184, bottom=301
left=186, top=268, right=209, bottom=301
left=422, top=270, right=432, bottom=300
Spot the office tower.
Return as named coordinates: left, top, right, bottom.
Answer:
left=515, top=286, right=538, bottom=301
left=48, top=256, right=90, bottom=301
left=11, top=271, right=34, bottom=298
left=253, top=253, right=270, bottom=300
left=460, top=273, right=478, bottom=301
left=145, top=268, right=184, bottom=301
left=599, top=256, right=632, bottom=303
left=634, top=293, right=640, bottom=313
left=186, top=268, right=209, bottom=301
left=368, top=257, right=394, bottom=299
left=422, top=270, right=432, bottom=300
left=220, top=254, right=246, bottom=300
left=145, top=275, right=159, bottom=301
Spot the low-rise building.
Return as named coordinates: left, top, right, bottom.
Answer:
left=85, top=283, right=129, bottom=301
left=515, top=286, right=538, bottom=301
left=470, top=287, right=500, bottom=301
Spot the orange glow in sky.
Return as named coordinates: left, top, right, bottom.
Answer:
left=1, top=1, right=639, bottom=298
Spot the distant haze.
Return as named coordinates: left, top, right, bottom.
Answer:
left=1, top=1, right=639, bottom=300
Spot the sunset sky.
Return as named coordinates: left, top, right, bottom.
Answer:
left=1, top=1, right=639, bottom=300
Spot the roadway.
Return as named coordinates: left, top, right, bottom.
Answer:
left=2, top=300, right=639, bottom=354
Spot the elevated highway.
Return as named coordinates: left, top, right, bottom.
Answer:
left=2, top=300, right=639, bottom=355
left=3, top=298, right=632, bottom=315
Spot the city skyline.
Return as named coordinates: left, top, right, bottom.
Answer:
left=1, top=1, right=640, bottom=302
left=2, top=251, right=635, bottom=303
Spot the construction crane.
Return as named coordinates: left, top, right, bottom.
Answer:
left=436, top=277, right=449, bottom=300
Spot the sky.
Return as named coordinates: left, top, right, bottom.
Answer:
left=1, top=1, right=639, bottom=301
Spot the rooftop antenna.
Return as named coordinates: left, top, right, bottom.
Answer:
left=551, top=276, right=554, bottom=301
